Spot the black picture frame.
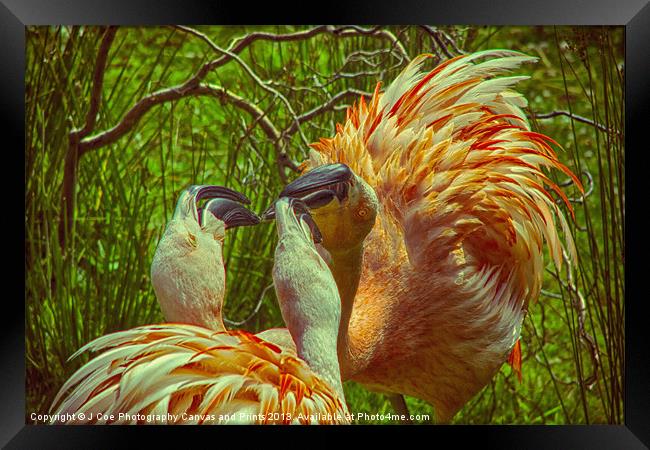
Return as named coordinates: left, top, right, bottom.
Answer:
left=6, top=0, right=649, bottom=447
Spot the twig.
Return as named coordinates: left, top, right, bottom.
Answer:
left=419, top=25, right=465, bottom=59
left=164, top=26, right=331, bottom=92
left=546, top=252, right=601, bottom=390
left=80, top=84, right=282, bottom=154
left=75, top=27, right=118, bottom=139
left=345, top=48, right=396, bottom=65
left=531, top=110, right=620, bottom=135
left=438, top=30, right=466, bottom=55
left=315, top=70, right=383, bottom=88
left=173, top=25, right=312, bottom=150
left=331, top=25, right=410, bottom=62
left=284, top=88, right=373, bottom=136
left=423, top=26, right=453, bottom=59
left=557, top=169, right=594, bottom=204
left=175, top=25, right=409, bottom=81
left=223, top=283, right=274, bottom=327
left=541, top=289, right=563, bottom=299
left=564, top=250, right=600, bottom=391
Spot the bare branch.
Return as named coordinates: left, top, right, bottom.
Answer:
left=420, top=25, right=453, bottom=59
left=331, top=25, right=411, bottom=62
left=346, top=48, right=396, bottom=65
left=224, top=283, right=275, bottom=327
left=178, top=25, right=409, bottom=81
left=284, top=88, right=373, bottom=136
left=557, top=169, right=594, bottom=205
left=80, top=84, right=281, bottom=153
left=174, top=25, right=312, bottom=148
left=60, top=26, right=118, bottom=247
left=419, top=25, right=467, bottom=60
left=531, top=110, right=620, bottom=135
left=227, top=26, right=330, bottom=52
left=165, top=26, right=325, bottom=90
left=545, top=252, right=601, bottom=391
left=437, top=28, right=466, bottom=55
left=541, top=289, right=563, bottom=299
left=75, top=27, right=118, bottom=139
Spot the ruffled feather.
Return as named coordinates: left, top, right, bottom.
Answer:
left=50, top=324, right=349, bottom=424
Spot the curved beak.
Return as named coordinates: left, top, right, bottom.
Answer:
left=274, top=198, right=323, bottom=244
left=173, top=185, right=255, bottom=227
left=187, top=185, right=250, bottom=204
left=262, top=163, right=353, bottom=220
left=289, top=198, right=323, bottom=244
left=203, top=198, right=261, bottom=229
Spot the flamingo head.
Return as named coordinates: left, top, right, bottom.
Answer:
left=263, top=163, right=378, bottom=253
left=152, top=185, right=260, bottom=328
left=171, top=185, right=260, bottom=241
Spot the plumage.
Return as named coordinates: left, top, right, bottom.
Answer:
left=51, top=325, right=345, bottom=424
left=299, top=50, right=582, bottom=422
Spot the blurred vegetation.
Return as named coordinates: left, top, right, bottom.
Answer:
left=25, top=25, right=624, bottom=424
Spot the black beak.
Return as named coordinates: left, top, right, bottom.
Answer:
left=188, top=185, right=251, bottom=205
left=289, top=198, right=323, bottom=244
left=262, top=163, right=353, bottom=220
left=203, top=198, right=261, bottom=229
left=175, top=184, right=258, bottom=227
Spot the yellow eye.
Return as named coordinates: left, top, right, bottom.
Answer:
left=187, top=233, right=197, bottom=247
left=357, top=207, right=368, bottom=218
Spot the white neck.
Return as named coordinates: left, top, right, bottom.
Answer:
left=292, top=322, right=346, bottom=402
left=272, top=201, right=348, bottom=407
left=151, top=217, right=227, bottom=331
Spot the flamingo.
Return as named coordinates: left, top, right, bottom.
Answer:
left=50, top=186, right=350, bottom=424
left=264, top=50, right=583, bottom=423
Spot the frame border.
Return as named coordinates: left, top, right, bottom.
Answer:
left=7, top=0, right=649, bottom=447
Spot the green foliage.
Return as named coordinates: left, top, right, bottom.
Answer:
left=25, top=25, right=624, bottom=424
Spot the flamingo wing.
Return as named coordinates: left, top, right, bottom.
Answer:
left=50, top=323, right=348, bottom=424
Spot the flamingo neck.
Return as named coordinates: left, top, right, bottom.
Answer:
left=293, top=325, right=346, bottom=404
left=151, top=219, right=227, bottom=332
left=327, top=243, right=364, bottom=379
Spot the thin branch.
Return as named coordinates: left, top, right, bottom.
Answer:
left=546, top=252, right=601, bottom=391
left=162, top=26, right=325, bottom=92
left=173, top=25, right=312, bottom=148
left=75, top=27, right=118, bottom=139
left=346, top=48, right=396, bottom=65
left=541, top=289, right=563, bottom=299
left=226, top=26, right=330, bottom=52
left=557, top=169, right=594, bottom=205
left=437, top=28, right=466, bottom=55
left=315, top=70, right=383, bottom=88
left=224, top=283, right=275, bottom=327
left=419, top=25, right=465, bottom=59
left=181, top=25, right=408, bottom=80
left=80, top=83, right=281, bottom=153
left=284, top=88, right=373, bottom=136
left=531, top=110, right=620, bottom=135
left=331, top=25, right=411, bottom=62
left=420, top=25, right=453, bottom=59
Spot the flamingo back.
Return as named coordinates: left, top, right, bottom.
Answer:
left=50, top=324, right=349, bottom=424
